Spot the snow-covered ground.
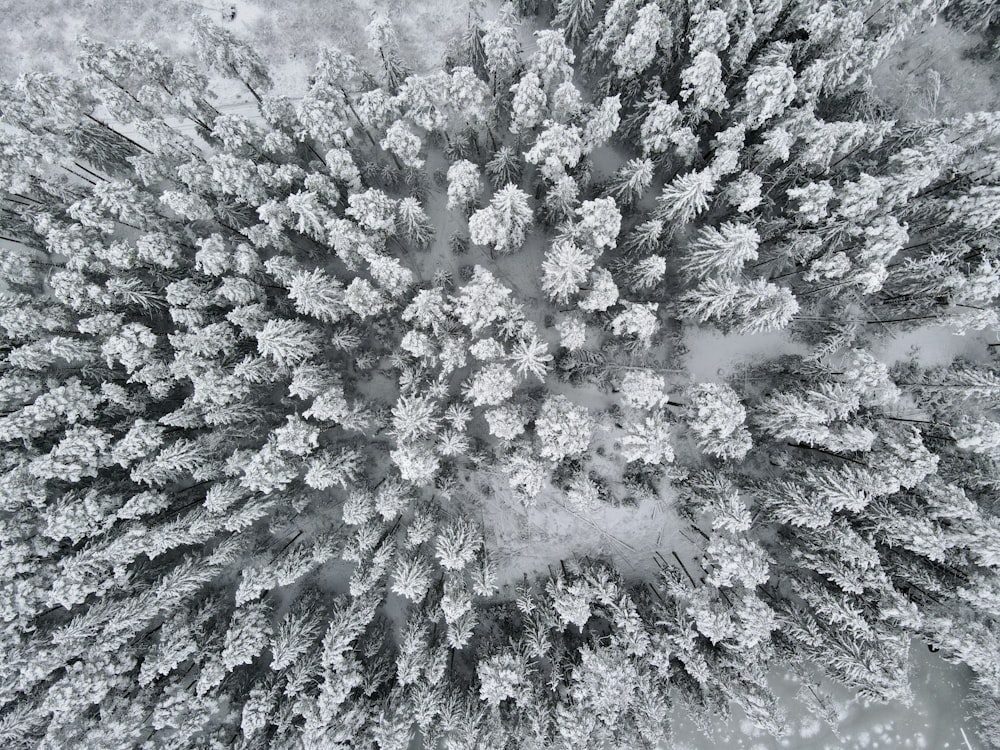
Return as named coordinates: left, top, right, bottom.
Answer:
left=682, top=320, right=996, bottom=388
left=682, top=325, right=811, bottom=383
left=673, top=643, right=982, bottom=750
left=872, top=324, right=995, bottom=367
left=474, top=475, right=692, bottom=588
left=873, top=19, right=1000, bottom=120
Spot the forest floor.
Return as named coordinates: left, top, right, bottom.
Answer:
left=872, top=18, right=1000, bottom=119
left=671, top=643, right=982, bottom=750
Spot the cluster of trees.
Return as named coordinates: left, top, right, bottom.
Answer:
left=945, top=0, right=1000, bottom=33
left=0, top=1, right=998, bottom=747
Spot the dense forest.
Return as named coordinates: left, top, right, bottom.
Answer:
left=0, top=0, right=998, bottom=747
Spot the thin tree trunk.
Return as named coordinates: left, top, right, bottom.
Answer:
left=671, top=551, right=698, bottom=587
left=84, top=113, right=153, bottom=155
left=786, top=442, right=868, bottom=467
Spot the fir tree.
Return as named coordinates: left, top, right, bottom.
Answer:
left=509, top=72, right=547, bottom=134
left=612, top=3, right=666, bottom=79
left=447, top=159, right=483, bottom=213
left=367, top=12, right=410, bottom=93
left=687, top=383, right=753, bottom=461
left=535, top=394, right=596, bottom=461
left=682, top=222, right=761, bottom=280
left=541, top=238, right=594, bottom=303
left=608, top=157, right=654, bottom=205
left=555, top=0, right=598, bottom=44
left=468, top=184, right=534, bottom=255
left=680, top=50, right=729, bottom=118
left=486, top=145, right=522, bottom=188
left=192, top=15, right=272, bottom=102
left=654, top=169, right=716, bottom=225
left=525, top=120, right=584, bottom=181
left=679, top=277, right=799, bottom=334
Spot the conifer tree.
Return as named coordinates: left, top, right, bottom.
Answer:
left=687, top=383, right=753, bottom=461
left=192, top=15, right=272, bottom=102
left=654, top=169, right=716, bottom=225
left=525, top=120, right=585, bottom=181
left=486, top=145, right=522, bottom=188
left=683, top=222, right=761, bottom=280
left=679, top=277, right=799, bottom=334
left=468, top=184, right=534, bottom=255
left=541, top=238, right=594, bottom=303
left=447, top=159, right=483, bottom=213
left=612, top=3, right=666, bottom=80
left=535, top=395, right=595, bottom=461
left=555, top=0, right=597, bottom=44
left=610, top=301, right=660, bottom=345
left=608, top=157, right=654, bottom=205
left=367, top=12, right=410, bottom=93
left=509, top=72, right=547, bottom=134
left=680, top=50, right=729, bottom=117
left=583, top=94, right=622, bottom=151
left=482, top=7, right=522, bottom=80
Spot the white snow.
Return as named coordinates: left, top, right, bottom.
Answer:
left=682, top=325, right=810, bottom=382
left=871, top=325, right=993, bottom=367
left=474, top=473, right=694, bottom=588
left=669, top=643, right=983, bottom=750
left=683, top=322, right=994, bottom=387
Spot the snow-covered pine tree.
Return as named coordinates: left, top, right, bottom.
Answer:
left=679, top=277, right=799, bottom=333
left=541, top=238, right=594, bottom=303
left=367, top=12, right=410, bottom=93
left=654, top=169, right=716, bottom=226
left=468, top=184, right=534, bottom=255
left=682, top=222, right=761, bottom=280
left=607, top=157, right=654, bottom=205
left=192, top=14, right=272, bottom=102
left=555, top=0, right=597, bottom=44
left=687, top=383, right=753, bottom=461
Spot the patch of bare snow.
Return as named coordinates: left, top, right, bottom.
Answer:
left=682, top=322, right=993, bottom=386
left=871, top=325, right=993, bottom=367
left=872, top=19, right=1000, bottom=121
left=670, top=642, right=983, bottom=750
left=476, top=477, right=691, bottom=589
left=682, top=325, right=810, bottom=383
